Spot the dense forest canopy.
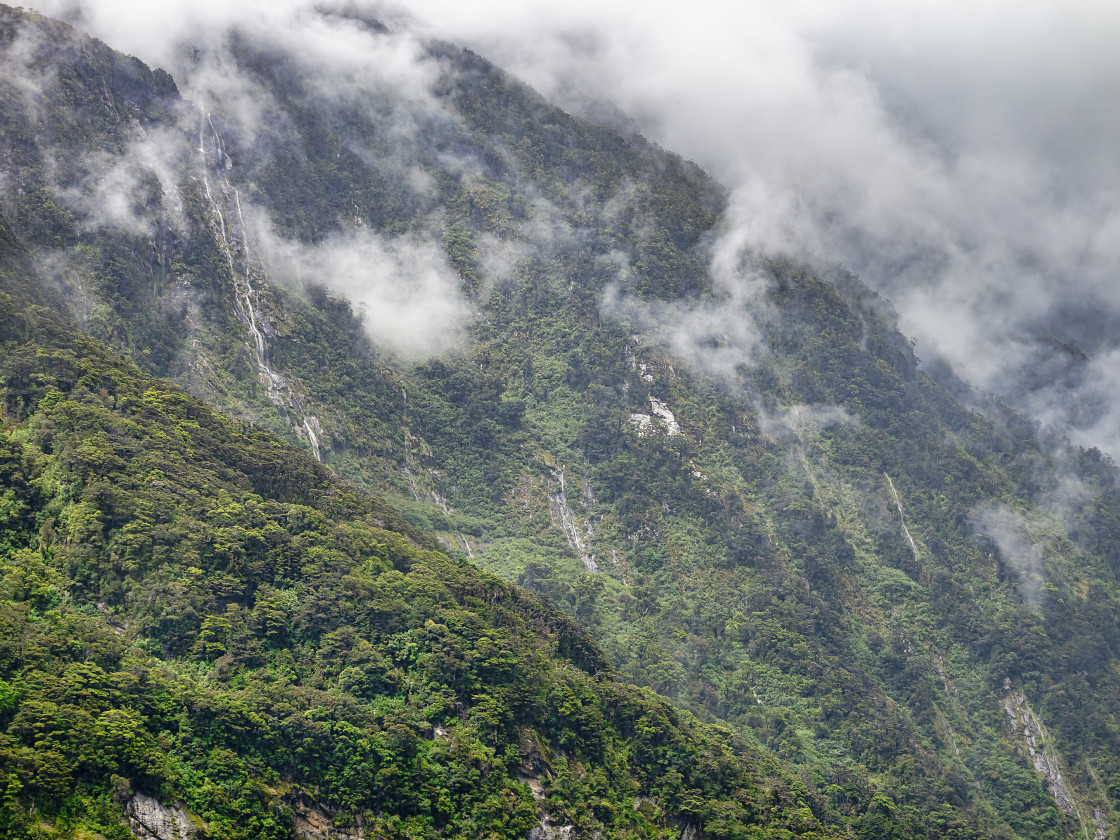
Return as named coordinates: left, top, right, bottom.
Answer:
left=1, top=4, right=1120, bottom=839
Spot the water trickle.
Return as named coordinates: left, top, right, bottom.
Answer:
left=196, top=107, right=324, bottom=462
left=885, top=473, right=918, bottom=561
left=548, top=466, right=599, bottom=572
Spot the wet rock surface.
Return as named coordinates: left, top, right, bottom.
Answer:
left=125, top=793, right=194, bottom=840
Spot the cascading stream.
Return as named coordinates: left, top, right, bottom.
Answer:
left=885, top=473, right=919, bottom=561
left=548, top=466, right=599, bottom=572
left=196, top=107, right=323, bottom=462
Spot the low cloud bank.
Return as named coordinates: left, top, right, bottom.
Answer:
left=248, top=211, right=471, bottom=359
left=20, top=0, right=1120, bottom=453
left=971, top=503, right=1047, bottom=611
left=599, top=245, right=771, bottom=392
left=395, top=0, right=1120, bottom=455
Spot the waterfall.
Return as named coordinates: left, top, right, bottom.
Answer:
left=884, top=473, right=918, bottom=561
left=196, top=108, right=324, bottom=462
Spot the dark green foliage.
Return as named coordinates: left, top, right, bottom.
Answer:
left=0, top=245, right=841, bottom=837
left=4, top=5, right=1120, bottom=839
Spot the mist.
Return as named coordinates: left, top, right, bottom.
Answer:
left=391, top=0, right=1120, bottom=456
left=60, top=128, right=191, bottom=236
left=13, top=0, right=473, bottom=360
left=248, top=211, right=471, bottom=359
left=972, top=503, right=1048, bottom=611
left=20, top=0, right=1120, bottom=454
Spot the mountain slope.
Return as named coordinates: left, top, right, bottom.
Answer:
left=3, top=5, right=1120, bottom=839
left=0, top=211, right=842, bottom=839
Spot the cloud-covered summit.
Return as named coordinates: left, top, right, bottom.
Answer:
left=22, top=0, right=1120, bottom=451
left=395, top=0, right=1120, bottom=452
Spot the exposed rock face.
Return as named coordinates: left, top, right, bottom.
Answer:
left=1001, top=677, right=1106, bottom=839
left=647, top=396, right=680, bottom=436
left=629, top=397, right=680, bottom=437
left=629, top=412, right=654, bottom=435
left=1002, top=679, right=1077, bottom=815
left=287, top=793, right=367, bottom=840
left=126, top=793, right=194, bottom=840
left=1094, top=808, right=1109, bottom=840
left=529, top=819, right=575, bottom=840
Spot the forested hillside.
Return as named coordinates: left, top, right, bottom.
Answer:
left=2, top=4, right=1120, bottom=839
left=0, top=211, right=845, bottom=838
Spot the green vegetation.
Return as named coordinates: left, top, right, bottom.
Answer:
left=0, top=238, right=843, bottom=837
left=3, top=5, right=1120, bottom=839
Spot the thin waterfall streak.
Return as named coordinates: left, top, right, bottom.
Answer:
left=196, top=106, right=324, bottom=462
left=885, top=473, right=919, bottom=561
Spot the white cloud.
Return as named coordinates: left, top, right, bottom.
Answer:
left=389, top=0, right=1120, bottom=452
left=60, top=127, right=191, bottom=236
left=18, top=0, right=1120, bottom=451
left=600, top=271, right=770, bottom=392
left=757, top=402, right=858, bottom=443
left=971, top=503, right=1047, bottom=611
left=247, top=209, right=471, bottom=358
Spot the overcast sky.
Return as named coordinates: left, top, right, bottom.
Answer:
left=23, top=0, right=1120, bottom=453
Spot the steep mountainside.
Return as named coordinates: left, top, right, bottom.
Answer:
left=0, top=211, right=842, bottom=839
left=3, top=5, right=1120, bottom=839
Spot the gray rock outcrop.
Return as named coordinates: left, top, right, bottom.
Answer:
left=126, top=793, right=194, bottom=840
